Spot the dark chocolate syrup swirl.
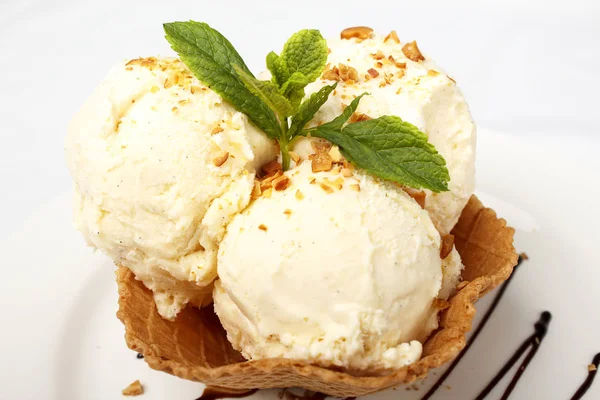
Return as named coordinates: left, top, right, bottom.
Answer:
left=570, top=353, right=600, bottom=400
left=196, top=387, right=258, bottom=400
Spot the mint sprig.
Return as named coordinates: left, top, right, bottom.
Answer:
left=164, top=21, right=451, bottom=192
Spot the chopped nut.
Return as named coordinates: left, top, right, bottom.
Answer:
left=402, top=187, right=426, bottom=208
left=338, top=64, right=358, bottom=83
left=364, top=73, right=372, bottom=81
left=164, top=78, right=174, bottom=89
left=150, top=85, right=159, bottom=93
left=367, top=68, right=379, bottom=78
left=258, top=224, right=268, bottom=231
left=371, top=51, right=385, bottom=60
left=311, top=140, right=332, bottom=153
left=341, top=168, right=353, bottom=177
left=428, top=69, right=440, bottom=77
left=273, top=175, right=291, bottom=191
left=447, top=75, right=457, bottom=83
left=395, top=62, right=407, bottom=69
left=122, top=380, right=143, bottom=396
left=322, top=177, right=343, bottom=191
left=375, top=61, right=383, bottom=68
left=402, top=41, right=425, bottom=62
left=340, top=26, right=374, bottom=40
left=384, top=73, right=394, bottom=85
left=349, top=112, right=372, bottom=122
left=330, top=165, right=342, bottom=174
left=251, top=181, right=262, bottom=199
left=262, top=188, right=273, bottom=198
left=295, top=189, right=304, bottom=200
left=309, top=177, right=316, bottom=184
left=328, top=146, right=343, bottom=162
left=319, top=183, right=334, bottom=194
left=310, top=152, right=333, bottom=172
left=322, top=65, right=340, bottom=81
left=289, top=151, right=301, bottom=164
left=283, top=209, right=293, bottom=217
left=396, top=70, right=406, bottom=79
left=350, top=183, right=361, bottom=191
left=588, top=364, right=598, bottom=372
left=171, top=106, right=178, bottom=113
left=384, top=30, right=400, bottom=44
left=211, top=125, right=224, bottom=135
left=212, top=152, right=229, bottom=167
left=396, top=87, right=403, bottom=94
left=440, top=234, right=455, bottom=259
left=262, top=160, right=283, bottom=176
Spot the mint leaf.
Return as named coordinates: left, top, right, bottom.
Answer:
left=235, top=66, right=292, bottom=123
left=318, top=93, right=368, bottom=131
left=280, top=72, right=310, bottom=109
left=288, top=83, right=337, bottom=138
left=281, top=29, right=328, bottom=82
left=266, top=51, right=289, bottom=87
left=311, top=116, right=450, bottom=192
left=163, top=21, right=282, bottom=139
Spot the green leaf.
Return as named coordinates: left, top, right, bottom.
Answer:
left=311, top=116, right=450, bottom=192
left=288, top=83, right=336, bottom=138
left=234, top=66, right=293, bottom=123
left=281, top=29, right=328, bottom=82
left=266, top=51, right=289, bottom=87
left=318, top=93, right=368, bottom=131
left=163, top=21, right=282, bottom=139
left=280, top=72, right=310, bottom=109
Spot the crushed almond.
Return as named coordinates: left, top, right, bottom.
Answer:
left=395, top=61, right=407, bottom=69
left=384, top=73, right=394, bottom=85
left=328, top=146, right=343, bottom=163
left=211, top=125, right=224, bottom=135
left=150, top=85, right=159, bottom=94
left=164, top=78, right=174, bottom=89
left=384, top=30, right=400, bottom=44
left=309, top=177, right=316, bottom=184
left=258, top=224, right=268, bottom=231
left=428, top=69, right=440, bottom=77
left=371, top=51, right=385, bottom=60
left=396, top=70, right=406, bottom=79
left=310, top=152, right=333, bottom=172
left=396, top=87, right=403, bottom=94
left=262, top=160, right=283, bottom=176
left=273, top=175, right=291, bottom=191
left=212, top=152, right=229, bottom=167
left=311, top=140, right=332, bottom=153
left=322, top=65, right=340, bottom=81
left=367, top=68, right=379, bottom=78
left=350, top=112, right=372, bottom=122
left=262, top=188, right=273, bottom=198
left=440, top=234, right=455, bottom=259
left=340, top=26, right=373, bottom=40
left=251, top=181, right=262, bottom=199
left=402, top=41, right=425, bottom=62
left=283, top=209, right=293, bottom=217
left=322, top=177, right=343, bottom=191
left=289, top=151, right=301, bottom=164
left=295, top=189, right=304, bottom=200
left=122, top=380, right=143, bottom=396
left=375, top=61, right=383, bottom=68
left=341, top=168, right=354, bottom=177
left=338, top=64, right=358, bottom=83
left=350, top=183, right=361, bottom=191
left=319, top=183, right=334, bottom=194
left=171, top=106, right=178, bottom=113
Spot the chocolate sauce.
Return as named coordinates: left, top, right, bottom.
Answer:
left=570, top=353, right=600, bottom=400
left=473, top=311, right=551, bottom=400
left=419, top=256, right=524, bottom=400
left=196, top=387, right=258, bottom=400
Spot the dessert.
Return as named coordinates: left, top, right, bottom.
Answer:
left=65, top=58, right=278, bottom=319
left=294, top=32, right=476, bottom=235
left=67, top=21, right=519, bottom=397
left=215, top=161, right=463, bottom=371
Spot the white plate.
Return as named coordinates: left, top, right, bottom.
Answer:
left=2, top=129, right=599, bottom=400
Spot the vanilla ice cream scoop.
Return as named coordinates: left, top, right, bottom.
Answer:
left=296, top=32, right=476, bottom=234
left=65, top=57, right=278, bottom=319
left=214, top=161, right=463, bottom=371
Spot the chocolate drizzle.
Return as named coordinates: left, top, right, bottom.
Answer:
left=196, top=387, right=258, bottom=400
left=571, top=353, right=600, bottom=400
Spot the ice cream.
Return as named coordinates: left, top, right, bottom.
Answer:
left=214, top=159, right=463, bottom=371
left=65, top=57, right=278, bottom=319
left=294, top=32, right=476, bottom=235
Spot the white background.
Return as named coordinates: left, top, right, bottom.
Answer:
left=1, top=1, right=599, bottom=399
